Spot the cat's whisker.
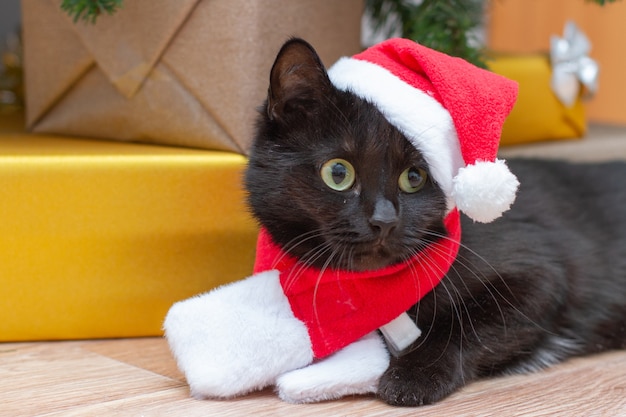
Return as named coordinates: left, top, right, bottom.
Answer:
left=270, top=229, right=326, bottom=269
left=416, top=235, right=501, bottom=347
left=410, top=243, right=465, bottom=366
left=281, top=240, right=334, bottom=292
left=397, top=247, right=438, bottom=354
left=311, top=246, right=343, bottom=330
left=392, top=244, right=449, bottom=357
left=421, top=229, right=559, bottom=338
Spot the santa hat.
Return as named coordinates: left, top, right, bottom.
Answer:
left=327, top=38, right=520, bottom=223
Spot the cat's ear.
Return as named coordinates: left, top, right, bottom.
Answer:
left=267, top=38, right=331, bottom=122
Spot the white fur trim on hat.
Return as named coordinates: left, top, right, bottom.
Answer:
left=328, top=57, right=463, bottom=212
left=452, top=159, right=519, bottom=223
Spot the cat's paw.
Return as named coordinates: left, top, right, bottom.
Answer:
left=276, top=332, right=389, bottom=403
left=377, top=363, right=460, bottom=406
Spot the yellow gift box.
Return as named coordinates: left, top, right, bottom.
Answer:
left=488, top=55, right=586, bottom=146
left=0, top=130, right=258, bottom=341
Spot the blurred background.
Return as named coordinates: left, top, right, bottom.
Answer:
left=0, top=1, right=20, bottom=42
left=2, top=0, right=624, bottom=132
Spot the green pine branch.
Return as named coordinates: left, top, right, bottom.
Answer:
left=366, top=0, right=487, bottom=67
left=587, top=0, right=620, bottom=4
left=366, top=0, right=621, bottom=68
left=60, top=0, right=123, bottom=24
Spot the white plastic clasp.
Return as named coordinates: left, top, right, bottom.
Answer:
left=379, top=312, right=421, bottom=357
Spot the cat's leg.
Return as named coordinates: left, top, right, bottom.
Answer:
left=163, top=270, right=314, bottom=399
left=377, top=334, right=466, bottom=406
left=377, top=269, right=561, bottom=406
left=276, top=331, right=390, bottom=403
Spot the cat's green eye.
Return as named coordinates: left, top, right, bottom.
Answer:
left=320, top=159, right=355, bottom=191
left=399, top=167, right=428, bottom=193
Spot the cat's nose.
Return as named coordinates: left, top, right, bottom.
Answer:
left=370, top=198, right=398, bottom=238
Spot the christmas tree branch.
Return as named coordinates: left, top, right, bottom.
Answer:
left=366, top=0, right=621, bottom=67
left=60, top=0, right=123, bottom=24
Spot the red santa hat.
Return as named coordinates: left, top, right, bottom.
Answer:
left=328, top=38, right=520, bottom=223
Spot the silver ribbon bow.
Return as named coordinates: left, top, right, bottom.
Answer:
left=550, top=21, right=599, bottom=107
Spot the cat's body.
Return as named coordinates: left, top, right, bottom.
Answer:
left=376, top=159, right=626, bottom=405
left=244, top=39, right=626, bottom=406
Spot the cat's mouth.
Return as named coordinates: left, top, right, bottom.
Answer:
left=352, top=254, right=401, bottom=271
left=347, top=243, right=404, bottom=272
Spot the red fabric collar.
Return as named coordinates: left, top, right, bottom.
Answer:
left=253, top=209, right=461, bottom=358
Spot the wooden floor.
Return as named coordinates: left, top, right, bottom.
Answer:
left=2, top=337, right=625, bottom=416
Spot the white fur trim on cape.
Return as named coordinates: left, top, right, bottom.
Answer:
left=276, top=331, right=390, bottom=403
left=163, top=270, right=314, bottom=399
left=328, top=57, right=464, bottom=211
left=452, top=159, right=520, bottom=223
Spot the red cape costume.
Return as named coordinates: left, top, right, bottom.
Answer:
left=254, top=209, right=461, bottom=359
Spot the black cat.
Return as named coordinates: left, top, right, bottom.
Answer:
left=244, top=38, right=626, bottom=406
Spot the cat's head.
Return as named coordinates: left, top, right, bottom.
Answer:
left=245, top=38, right=448, bottom=272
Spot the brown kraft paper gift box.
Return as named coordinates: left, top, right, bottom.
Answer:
left=21, top=0, right=363, bottom=154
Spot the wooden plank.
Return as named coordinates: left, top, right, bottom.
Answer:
left=1, top=338, right=625, bottom=416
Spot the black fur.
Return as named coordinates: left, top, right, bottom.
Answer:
left=245, top=38, right=626, bottom=406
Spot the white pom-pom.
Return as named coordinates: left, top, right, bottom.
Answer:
left=451, top=159, right=519, bottom=223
